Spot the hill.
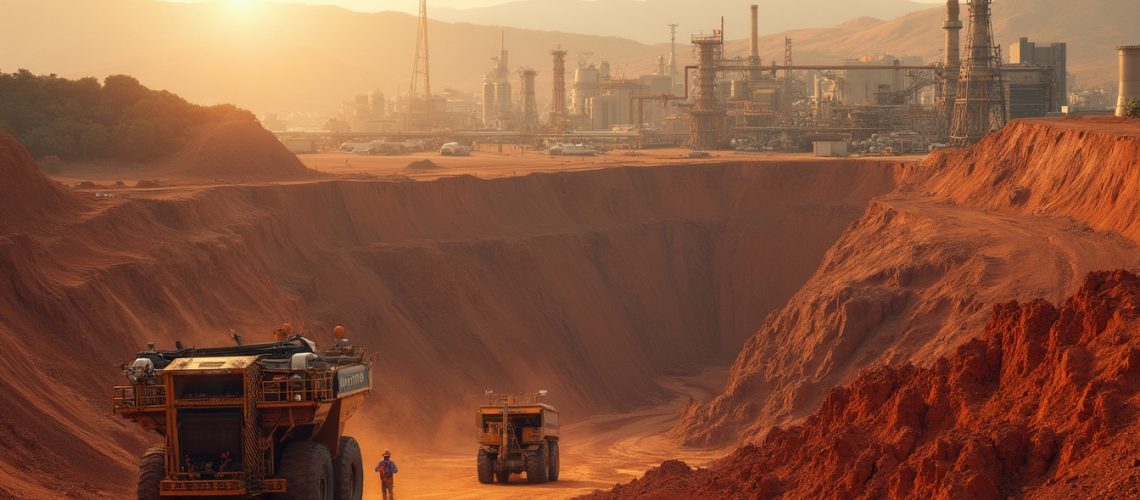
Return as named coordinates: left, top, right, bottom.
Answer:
left=431, top=0, right=931, bottom=44
left=0, top=0, right=1130, bottom=116
left=0, top=132, right=86, bottom=233
left=590, top=270, right=1140, bottom=499
left=0, top=70, right=259, bottom=162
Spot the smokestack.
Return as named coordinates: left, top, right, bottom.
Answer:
left=1117, top=45, right=1140, bottom=117
left=937, top=0, right=963, bottom=138
left=750, top=5, right=759, bottom=62
left=944, top=0, right=961, bottom=71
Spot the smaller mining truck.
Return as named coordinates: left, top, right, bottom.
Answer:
left=476, top=390, right=560, bottom=484
left=114, top=325, right=371, bottom=500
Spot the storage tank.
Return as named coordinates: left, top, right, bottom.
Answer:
left=573, top=65, right=601, bottom=115
left=1117, top=45, right=1140, bottom=117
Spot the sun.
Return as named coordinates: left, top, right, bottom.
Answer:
left=223, top=0, right=260, bottom=14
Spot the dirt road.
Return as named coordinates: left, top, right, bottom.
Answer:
left=360, top=367, right=731, bottom=500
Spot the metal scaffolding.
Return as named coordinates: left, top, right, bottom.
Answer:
left=406, top=0, right=432, bottom=129
left=550, top=48, right=569, bottom=133
left=689, top=32, right=726, bottom=149
left=949, top=0, right=1006, bottom=146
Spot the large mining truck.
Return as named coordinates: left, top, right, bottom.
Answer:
left=476, top=390, right=560, bottom=484
left=113, top=325, right=371, bottom=500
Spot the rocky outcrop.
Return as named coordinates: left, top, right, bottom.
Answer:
left=592, top=271, right=1140, bottom=499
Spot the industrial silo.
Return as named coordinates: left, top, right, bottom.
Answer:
left=1117, top=45, right=1140, bottom=117
left=573, top=65, right=601, bottom=116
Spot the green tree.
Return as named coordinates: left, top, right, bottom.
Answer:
left=1125, top=99, right=1140, bottom=119
left=0, top=70, right=262, bottom=164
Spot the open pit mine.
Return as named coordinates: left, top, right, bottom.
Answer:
left=1, top=0, right=1139, bottom=499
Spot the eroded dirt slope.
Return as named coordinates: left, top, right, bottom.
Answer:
left=0, top=132, right=86, bottom=231
left=158, top=119, right=321, bottom=180
left=0, top=154, right=897, bottom=498
left=914, top=118, right=1140, bottom=241
left=590, top=270, right=1140, bottom=499
left=677, top=118, right=1140, bottom=447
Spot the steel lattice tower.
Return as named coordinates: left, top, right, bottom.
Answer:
left=406, top=0, right=432, bottom=129
left=550, top=48, right=568, bottom=133
left=949, top=0, right=1005, bottom=146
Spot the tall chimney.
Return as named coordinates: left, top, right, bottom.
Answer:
left=749, top=5, right=761, bottom=81
left=937, top=0, right=963, bottom=138
left=750, top=5, right=759, bottom=61
left=944, top=0, right=962, bottom=95
left=1118, top=45, right=1140, bottom=117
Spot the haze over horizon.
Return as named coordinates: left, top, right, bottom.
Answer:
left=3, top=0, right=1130, bottom=116
left=168, top=0, right=942, bottom=43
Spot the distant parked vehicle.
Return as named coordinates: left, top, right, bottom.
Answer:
left=547, top=144, right=598, bottom=157
left=440, top=142, right=472, bottom=156
left=354, top=141, right=406, bottom=155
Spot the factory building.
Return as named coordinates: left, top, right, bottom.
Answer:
left=1003, top=65, right=1055, bottom=119
left=482, top=42, right=514, bottom=130
left=841, top=55, right=924, bottom=105
left=341, top=91, right=386, bottom=132
left=1010, top=37, right=1068, bottom=109
left=569, top=58, right=676, bottom=131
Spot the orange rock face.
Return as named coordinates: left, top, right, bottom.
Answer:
left=676, top=118, right=1140, bottom=448
left=592, top=270, right=1140, bottom=499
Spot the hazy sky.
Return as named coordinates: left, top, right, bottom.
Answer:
left=178, top=0, right=950, bottom=16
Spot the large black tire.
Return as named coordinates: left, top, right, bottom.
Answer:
left=477, top=449, right=494, bottom=484
left=277, top=441, right=334, bottom=500
left=525, top=441, right=549, bottom=484
left=137, top=445, right=165, bottom=500
left=333, top=437, right=363, bottom=500
left=547, top=440, right=560, bottom=481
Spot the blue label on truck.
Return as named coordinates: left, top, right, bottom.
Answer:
left=337, top=365, right=371, bottom=397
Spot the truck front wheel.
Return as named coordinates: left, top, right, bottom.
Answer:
left=477, top=449, right=494, bottom=484
left=278, top=441, right=334, bottom=500
left=333, top=436, right=363, bottom=500
left=137, top=445, right=165, bottom=500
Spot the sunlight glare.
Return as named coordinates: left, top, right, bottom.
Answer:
left=224, top=0, right=260, bottom=15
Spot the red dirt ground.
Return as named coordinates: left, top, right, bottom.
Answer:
left=587, top=270, right=1140, bottom=499
left=158, top=120, right=321, bottom=180
left=0, top=132, right=86, bottom=232
left=676, top=118, right=1140, bottom=448
left=2, top=117, right=1139, bottom=499
left=0, top=133, right=901, bottom=497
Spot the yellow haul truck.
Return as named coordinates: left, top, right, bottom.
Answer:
left=476, top=391, right=560, bottom=484
left=113, top=326, right=371, bottom=500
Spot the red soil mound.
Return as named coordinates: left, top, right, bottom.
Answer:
left=676, top=118, right=1140, bottom=447
left=913, top=117, right=1140, bottom=243
left=160, top=120, right=320, bottom=180
left=0, top=132, right=84, bottom=232
left=591, top=270, right=1140, bottom=499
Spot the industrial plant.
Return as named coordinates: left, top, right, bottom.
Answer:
left=297, top=0, right=1091, bottom=155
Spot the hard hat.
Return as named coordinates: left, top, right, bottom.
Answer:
left=282, top=323, right=294, bottom=333
left=383, top=449, right=391, bottom=457
left=333, top=325, right=346, bottom=339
